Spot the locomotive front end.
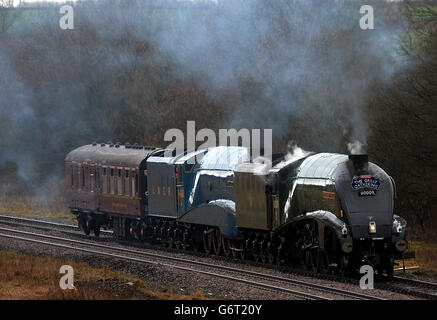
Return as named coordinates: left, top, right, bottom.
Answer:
left=334, top=154, right=408, bottom=275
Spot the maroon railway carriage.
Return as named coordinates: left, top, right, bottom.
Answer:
left=65, top=143, right=163, bottom=236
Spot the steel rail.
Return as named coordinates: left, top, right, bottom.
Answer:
left=378, top=275, right=437, bottom=300
left=393, top=276, right=437, bottom=288
left=0, top=228, right=331, bottom=300
left=0, top=220, right=384, bottom=300
left=0, top=214, right=112, bottom=234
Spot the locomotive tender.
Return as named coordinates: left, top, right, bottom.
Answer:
left=65, top=143, right=409, bottom=276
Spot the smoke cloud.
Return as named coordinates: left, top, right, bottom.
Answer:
left=347, top=139, right=367, bottom=155
left=0, top=0, right=409, bottom=191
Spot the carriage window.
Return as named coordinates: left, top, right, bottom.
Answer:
left=102, top=168, right=108, bottom=193
left=132, top=171, right=136, bottom=196
left=70, top=165, right=74, bottom=188
left=110, top=168, right=115, bottom=194
left=80, top=167, right=85, bottom=187
left=88, top=168, right=96, bottom=192
left=117, top=169, right=122, bottom=195
left=125, top=170, right=130, bottom=196
left=95, top=169, right=99, bottom=189
left=75, top=166, right=79, bottom=188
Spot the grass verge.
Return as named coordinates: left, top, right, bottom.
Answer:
left=402, top=240, right=437, bottom=277
left=0, top=250, right=210, bottom=300
left=0, top=195, right=73, bottom=223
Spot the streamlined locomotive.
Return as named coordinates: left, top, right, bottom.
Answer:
left=65, top=143, right=410, bottom=276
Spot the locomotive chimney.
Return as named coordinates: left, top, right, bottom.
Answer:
left=348, top=154, right=369, bottom=175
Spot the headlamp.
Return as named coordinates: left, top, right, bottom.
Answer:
left=369, top=221, right=376, bottom=234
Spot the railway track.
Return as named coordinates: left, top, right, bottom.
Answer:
left=0, top=214, right=112, bottom=234
left=2, top=214, right=434, bottom=299
left=376, top=275, right=437, bottom=300
left=0, top=223, right=384, bottom=300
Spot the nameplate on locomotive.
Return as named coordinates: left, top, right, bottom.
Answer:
left=351, top=175, right=380, bottom=191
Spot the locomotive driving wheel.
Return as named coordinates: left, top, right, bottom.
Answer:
left=251, top=233, right=262, bottom=263
left=173, top=224, right=182, bottom=249
left=212, top=228, right=222, bottom=256
left=304, top=249, right=317, bottom=272
left=231, top=240, right=245, bottom=260
left=222, top=237, right=231, bottom=257
left=203, top=228, right=213, bottom=255
left=181, top=228, right=190, bottom=251
left=338, top=255, right=352, bottom=277
left=317, top=249, right=329, bottom=274
left=267, top=241, right=276, bottom=265
left=190, top=226, right=201, bottom=252
left=166, top=224, right=174, bottom=248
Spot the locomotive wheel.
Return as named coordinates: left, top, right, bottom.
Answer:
left=192, top=240, right=200, bottom=252
left=181, top=228, right=191, bottom=251
left=159, top=223, right=166, bottom=242
left=222, top=237, right=231, bottom=257
left=275, top=243, right=284, bottom=267
left=167, top=237, right=174, bottom=248
left=82, top=220, right=91, bottom=236
left=212, top=228, right=222, bottom=256
left=181, top=234, right=188, bottom=251
left=170, top=225, right=178, bottom=249
left=260, top=254, right=267, bottom=264
left=166, top=227, right=174, bottom=248
left=317, top=250, right=329, bottom=274
left=191, top=227, right=202, bottom=252
left=126, top=220, right=134, bottom=240
left=267, top=241, right=276, bottom=265
left=231, top=240, right=244, bottom=260
left=338, top=255, right=352, bottom=277
left=305, top=250, right=317, bottom=272
left=252, top=238, right=261, bottom=262
left=139, top=225, right=146, bottom=242
left=132, top=222, right=142, bottom=241
left=268, top=253, right=276, bottom=265
left=385, top=256, right=394, bottom=278
left=93, top=224, right=100, bottom=238
left=259, top=237, right=269, bottom=264
left=203, top=229, right=213, bottom=255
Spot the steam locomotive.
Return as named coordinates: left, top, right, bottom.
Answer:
left=65, top=143, right=410, bottom=276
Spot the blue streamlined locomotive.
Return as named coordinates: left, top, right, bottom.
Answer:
left=65, top=143, right=411, bottom=276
